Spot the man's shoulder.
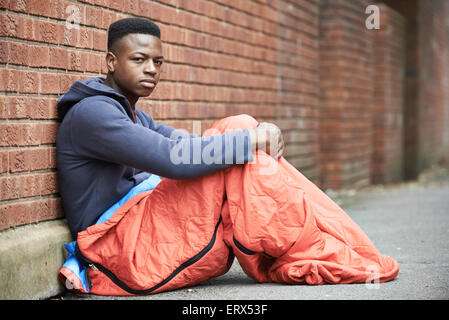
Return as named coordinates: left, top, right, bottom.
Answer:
left=77, top=95, right=122, bottom=108
left=71, top=95, right=126, bottom=118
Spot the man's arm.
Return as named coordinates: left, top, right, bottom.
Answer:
left=136, top=109, right=197, bottom=139
left=136, top=110, right=285, bottom=159
left=70, top=99, right=253, bottom=180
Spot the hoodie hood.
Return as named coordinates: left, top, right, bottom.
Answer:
left=57, top=77, right=133, bottom=121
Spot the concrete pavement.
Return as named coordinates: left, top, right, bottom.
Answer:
left=59, top=171, right=449, bottom=300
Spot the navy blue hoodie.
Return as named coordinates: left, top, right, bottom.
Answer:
left=56, top=77, right=253, bottom=239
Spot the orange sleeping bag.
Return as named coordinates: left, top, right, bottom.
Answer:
left=65, top=114, right=399, bottom=295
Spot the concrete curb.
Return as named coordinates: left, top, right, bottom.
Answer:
left=0, top=219, right=72, bottom=300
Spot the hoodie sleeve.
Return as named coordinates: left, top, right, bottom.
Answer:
left=136, top=109, right=197, bottom=139
left=70, top=98, right=253, bottom=179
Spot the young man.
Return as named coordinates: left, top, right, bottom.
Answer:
left=57, top=17, right=283, bottom=240
left=57, top=17, right=398, bottom=296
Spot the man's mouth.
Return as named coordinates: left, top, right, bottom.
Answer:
left=139, top=79, right=157, bottom=89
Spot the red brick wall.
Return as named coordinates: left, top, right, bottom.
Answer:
left=1, top=0, right=448, bottom=232
left=379, top=0, right=449, bottom=178
left=0, top=0, right=320, bottom=231
left=417, top=0, right=449, bottom=170
left=318, top=0, right=375, bottom=189
left=273, top=0, right=320, bottom=181
left=371, top=4, right=406, bottom=184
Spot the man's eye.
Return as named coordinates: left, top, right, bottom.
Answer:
left=155, top=60, right=163, bottom=66
left=132, top=58, right=144, bottom=62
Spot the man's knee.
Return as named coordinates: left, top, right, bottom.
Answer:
left=206, top=114, right=258, bottom=135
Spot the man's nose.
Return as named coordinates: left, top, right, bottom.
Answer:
left=143, top=60, right=157, bottom=74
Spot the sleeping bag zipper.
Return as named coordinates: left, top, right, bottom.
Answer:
left=233, top=235, right=256, bottom=255
left=233, top=235, right=274, bottom=259
left=75, top=216, right=222, bottom=295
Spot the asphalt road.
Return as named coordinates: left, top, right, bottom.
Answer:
left=61, top=178, right=449, bottom=301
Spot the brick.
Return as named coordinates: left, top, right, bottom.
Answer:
left=59, top=73, right=78, bottom=93
left=5, top=69, right=21, bottom=92
left=0, top=40, right=8, bottom=63
left=36, top=19, right=59, bottom=44
left=1, top=69, right=40, bottom=93
left=0, top=95, right=6, bottom=119
left=86, top=52, right=102, bottom=73
left=21, top=16, right=36, bottom=40
left=92, top=29, right=107, bottom=51
left=84, top=4, right=101, bottom=28
left=9, top=201, right=32, bottom=227
left=29, top=98, right=58, bottom=120
left=49, top=47, right=69, bottom=70
left=7, top=97, right=56, bottom=120
left=61, top=24, right=79, bottom=47
left=27, top=0, right=52, bottom=17
left=30, top=198, right=63, bottom=222
left=8, top=0, right=27, bottom=12
left=29, top=148, right=50, bottom=171
left=8, top=147, right=51, bottom=172
left=0, top=204, right=9, bottom=230
left=19, top=173, right=42, bottom=198
left=0, top=124, right=20, bottom=146
left=20, top=71, right=39, bottom=93
left=28, top=45, right=50, bottom=67
left=107, top=0, right=124, bottom=11
left=47, top=147, right=57, bottom=169
left=41, top=172, right=58, bottom=195
left=0, top=151, right=8, bottom=174
left=41, top=122, right=59, bottom=144
left=0, top=69, right=7, bottom=91
left=40, top=73, right=61, bottom=95
left=0, top=123, right=44, bottom=146
left=49, top=0, right=65, bottom=20
left=8, top=149, right=28, bottom=172
left=0, top=13, right=19, bottom=37
left=0, top=176, right=20, bottom=201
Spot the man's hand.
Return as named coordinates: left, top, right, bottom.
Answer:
left=248, top=122, right=285, bottom=160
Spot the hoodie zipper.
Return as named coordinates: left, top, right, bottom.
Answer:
left=75, top=216, right=222, bottom=295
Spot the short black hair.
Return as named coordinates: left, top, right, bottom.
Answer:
left=107, top=17, right=161, bottom=52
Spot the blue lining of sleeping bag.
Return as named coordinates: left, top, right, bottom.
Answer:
left=61, top=174, right=162, bottom=293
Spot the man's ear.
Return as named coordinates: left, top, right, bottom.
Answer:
left=105, top=51, right=117, bottom=73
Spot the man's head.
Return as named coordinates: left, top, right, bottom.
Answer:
left=104, top=17, right=164, bottom=106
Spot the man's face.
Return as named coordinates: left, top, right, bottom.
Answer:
left=107, top=33, right=163, bottom=100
